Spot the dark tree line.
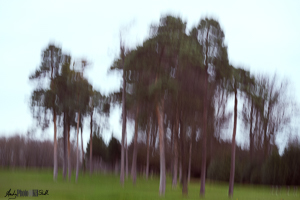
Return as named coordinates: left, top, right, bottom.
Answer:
left=85, top=129, right=121, bottom=172
left=207, top=139, right=300, bottom=186
left=0, top=135, right=76, bottom=169
left=0, top=134, right=122, bottom=173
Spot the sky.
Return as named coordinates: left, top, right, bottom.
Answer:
left=1, top=0, right=300, bottom=153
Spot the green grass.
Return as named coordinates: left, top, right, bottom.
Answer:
left=0, top=169, right=298, bottom=200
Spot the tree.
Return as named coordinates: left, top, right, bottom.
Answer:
left=124, top=15, right=192, bottom=195
left=55, top=54, right=73, bottom=180
left=29, top=43, right=62, bottom=180
left=176, top=32, right=204, bottom=195
left=125, top=48, right=153, bottom=184
left=228, top=67, right=253, bottom=197
left=228, top=67, right=239, bottom=197
left=192, top=18, right=229, bottom=196
left=108, top=41, right=127, bottom=185
left=87, top=87, right=110, bottom=174
left=152, top=16, right=185, bottom=195
left=73, top=60, right=90, bottom=182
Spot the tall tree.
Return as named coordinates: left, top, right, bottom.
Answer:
left=228, top=67, right=252, bottom=197
left=120, top=43, right=127, bottom=185
left=108, top=42, right=128, bottom=185
left=74, top=60, right=90, bottom=182
left=124, top=15, right=189, bottom=195
left=228, top=67, right=238, bottom=197
left=29, top=44, right=62, bottom=181
left=87, top=88, right=110, bottom=175
left=192, top=18, right=229, bottom=196
left=55, top=54, right=73, bottom=180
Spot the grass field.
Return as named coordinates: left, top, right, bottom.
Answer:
left=0, top=169, right=298, bottom=200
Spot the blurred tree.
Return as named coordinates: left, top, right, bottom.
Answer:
left=123, top=15, right=185, bottom=195
left=29, top=44, right=62, bottom=180
left=241, top=75, right=258, bottom=162
left=86, top=128, right=108, bottom=163
left=87, top=89, right=110, bottom=175
left=228, top=67, right=252, bottom=197
left=55, top=54, right=73, bottom=180
left=108, top=41, right=127, bottom=185
left=177, top=32, right=203, bottom=194
left=125, top=47, right=154, bottom=184
left=74, top=59, right=91, bottom=182
left=192, top=18, right=230, bottom=196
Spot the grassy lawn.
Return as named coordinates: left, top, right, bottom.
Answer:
left=0, top=169, right=298, bottom=200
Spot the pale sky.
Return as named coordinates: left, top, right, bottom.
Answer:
left=1, top=0, right=300, bottom=153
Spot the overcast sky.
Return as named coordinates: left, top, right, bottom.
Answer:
left=1, top=0, right=300, bottom=153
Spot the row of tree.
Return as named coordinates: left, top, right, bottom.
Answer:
left=0, top=135, right=76, bottom=169
left=28, top=14, right=296, bottom=197
left=207, top=140, right=300, bottom=186
left=109, top=15, right=295, bottom=197
left=0, top=133, right=120, bottom=173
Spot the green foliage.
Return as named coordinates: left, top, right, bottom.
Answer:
left=85, top=131, right=121, bottom=164
left=29, top=44, right=62, bottom=81
left=86, top=128, right=108, bottom=162
left=29, top=44, right=64, bottom=129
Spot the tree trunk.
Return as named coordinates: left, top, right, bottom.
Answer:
left=53, top=109, right=57, bottom=181
left=188, top=142, right=192, bottom=183
left=120, top=67, right=126, bottom=185
left=188, top=122, right=195, bottom=184
left=180, top=120, right=188, bottom=195
left=90, top=110, right=93, bottom=175
left=131, top=105, right=139, bottom=184
left=172, top=107, right=179, bottom=188
left=81, top=124, right=85, bottom=173
left=200, top=67, right=208, bottom=196
left=126, top=135, right=128, bottom=178
left=179, top=161, right=182, bottom=184
left=68, top=120, right=71, bottom=181
left=170, top=122, right=174, bottom=179
left=249, top=98, right=254, bottom=162
left=51, top=47, right=57, bottom=181
left=156, top=99, right=166, bottom=195
left=200, top=27, right=209, bottom=196
left=63, top=112, right=67, bottom=180
left=254, top=106, right=259, bottom=153
left=76, top=111, right=80, bottom=182
left=229, top=88, right=238, bottom=197
left=263, top=104, right=271, bottom=159
left=146, top=120, right=150, bottom=180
